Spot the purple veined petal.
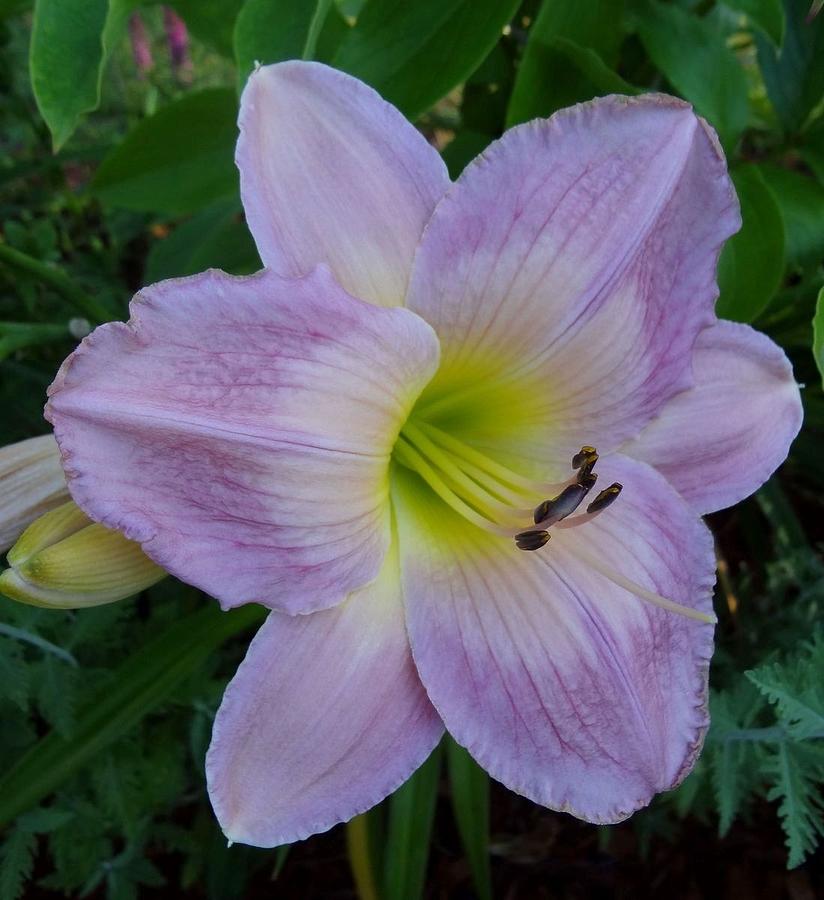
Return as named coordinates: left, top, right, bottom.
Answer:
left=237, top=61, right=451, bottom=307
left=46, top=266, right=440, bottom=614
left=394, top=453, right=715, bottom=823
left=622, top=320, right=803, bottom=515
left=406, top=94, right=740, bottom=475
left=0, top=434, right=69, bottom=553
left=206, top=546, right=444, bottom=847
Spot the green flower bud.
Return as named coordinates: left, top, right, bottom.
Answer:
left=0, top=501, right=165, bottom=609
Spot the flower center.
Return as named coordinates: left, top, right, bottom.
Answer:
left=392, top=418, right=715, bottom=625
left=394, top=421, right=619, bottom=544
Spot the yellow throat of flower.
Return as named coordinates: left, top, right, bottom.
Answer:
left=392, top=409, right=716, bottom=626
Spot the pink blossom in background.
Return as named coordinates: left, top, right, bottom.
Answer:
left=163, top=7, right=190, bottom=73
left=128, top=12, right=153, bottom=78
left=45, top=63, right=803, bottom=848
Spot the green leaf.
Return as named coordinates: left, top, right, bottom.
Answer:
left=764, top=741, right=824, bottom=868
left=91, top=89, right=239, bottom=216
left=382, top=744, right=442, bottom=900
left=0, top=321, right=70, bottom=361
left=716, top=166, right=785, bottom=322
left=30, top=0, right=107, bottom=150
left=814, top=286, right=824, bottom=387
left=634, top=2, right=749, bottom=149
left=507, top=36, right=637, bottom=127
left=0, top=638, right=30, bottom=710
left=799, top=116, right=824, bottom=184
left=0, top=603, right=264, bottom=827
left=167, top=0, right=245, bottom=57
left=707, top=684, right=768, bottom=835
left=0, top=827, right=36, bottom=900
left=332, top=0, right=520, bottom=120
left=723, top=0, right=785, bottom=44
left=30, top=0, right=137, bottom=150
left=746, top=637, right=824, bottom=739
left=234, top=0, right=336, bottom=90
left=507, top=0, right=627, bottom=125
left=145, top=198, right=260, bottom=283
left=756, top=0, right=824, bottom=133
left=757, top=163, right=824, bottom=269
left=446, top=738, right=491, bottom=900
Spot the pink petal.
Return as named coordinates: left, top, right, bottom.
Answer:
left=237, top=61, right=450, bottom=307
left=406, top=94, right=740, bottom=473
left=46, top=266, right=439, bottom=613
left=623, top=321, right=802, bottom=514
left=395, top=454, right=715, bottom=823
left=206, top=549, right=443, bottom=847
left=0, top=435, right=69, bottom=553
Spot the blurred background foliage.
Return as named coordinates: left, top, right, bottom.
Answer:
left=1, top=0, right=824, bottom=897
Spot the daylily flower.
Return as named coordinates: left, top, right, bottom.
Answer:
left=0, top=434, right=69, bottom=554
left=44, top=63, right=802, bottom=847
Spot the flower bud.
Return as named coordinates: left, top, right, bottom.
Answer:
left=0, top=501, right=165, bottom=609
left=0, top=434, right=70, bottom=553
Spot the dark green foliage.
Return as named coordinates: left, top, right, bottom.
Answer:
left=673, top=559, right=824, bottom=868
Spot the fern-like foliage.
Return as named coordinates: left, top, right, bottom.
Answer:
left=675, top=631, right=824, bottom=868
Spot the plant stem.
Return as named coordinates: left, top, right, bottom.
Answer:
left=0, top=242, right=111, bottom=323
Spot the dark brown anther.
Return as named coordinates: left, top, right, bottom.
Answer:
left=586, top=482, right=623, bottom=514
left=577, top=470, right=598, bottom=490
left=533, top=499, right=552, bottom=524
left=515, top=529, right=551, bottom=551
left=572, top=445, right=598, bottom=470
left=533, top=482, right=591, bottom=526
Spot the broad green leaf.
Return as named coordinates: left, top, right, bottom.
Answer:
left=382, top=744, right=442, bottom=900
left=716, top=166, right=785, bottom=322
left=145, top=198, right=260, bottom=283
left=30, top=0, right=106, bottom=150
left=507, top=36, right=637, bottom=126
left=167, top=0, right=245, bottom=57
left=332, top=0, right=520, bottom=120
left=723, top=0, right=785, bottom=44
left=0, top=321, right=70, bottom=361
left=234, top=0, right=336, bottom=89
left=91, top=89, right=239, bottom=216
left=634, top=2, right=749, bottom=149
left=758, top=163, right=824, bottom=269
left=756, top=0, right=824, bottom=133
left=30, top=0, right=137, bottom=150
left=446, top=738, right=491, bottom=900
left=814, top=286, right=824, bottom=387
left=507, top=0, right=625, bottom=125
left=0, top=602, right=264, bottom=827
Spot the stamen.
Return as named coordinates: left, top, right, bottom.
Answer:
left=587, top=483, right=622, bottom=514
left=393, top=436, right=517, bottom=537
left=515, top=529, right=551, bottom=551
left=403, top=423, right=534, bottom=508
left=400, top=423, right=522, bottom=524
left=533, top=477, right=597, bottom=527
left=572, top=446, right=598, bottom=470
left=572, top=543, right=717, bottom=624
left=413, top=421, right=566, bottom=495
